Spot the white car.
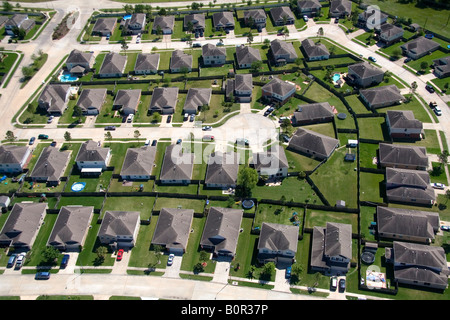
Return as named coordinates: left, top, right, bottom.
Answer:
left=303, top=15, right=308, bottom=21
left=432, top=183, right=445, bottom=189
left=15, top=254, right=25, bottom=269
left=167, top=254, right=175, bottom=266
left=434, top=106, right=442, bottom=116
left=47, top=115, right=54, bottom=123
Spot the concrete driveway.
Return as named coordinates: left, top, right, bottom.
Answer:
left=162, top=254, right=182, bottom=279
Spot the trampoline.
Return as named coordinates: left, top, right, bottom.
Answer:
left=71, top=182, right=86, bottom=192
left=361, top=251, right=375, bottom=264
left=337, top=113, right=347, bottom=120
left=242, top=199, right=255, bottom=209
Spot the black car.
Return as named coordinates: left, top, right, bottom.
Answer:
left=339, top=278, right=346, bottom=292
left=193, top=43, right=201, bottom=48
left=167, top=115, right=172, bottom=123
left=151, top=140, right=157, bottom=146
left=425, top=84, right=435, bottom=93
left=104, top=126, right=116, bottom=131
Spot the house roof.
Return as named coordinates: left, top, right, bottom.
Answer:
left=129, top=13, right=146, bottom=26
left=288, top=127, right=339, bottom=159
left=324, top=222, right=352, bottom=259
left=212, top=11, right=234, bottom=27
left=113, top=89, right=141, bottom=113
left=297, top=0, right=322, bottom=10
left=386, top=167, right=430, bottom=189
left=251, top=145, right=288, bottom=171
left=301, top=39, right=330, bottom=58
left=292, top=102, right=335, bottom=123
left=202, top=43, right=226, bottom=58
left=99, top=52, right=127, bottom=75
left=6, top=14, right=28, bottom=27
left=377, top=206, right=439, bottom=240
left=183, top=88, right=212, bottom=113
left=359, top=8, right=388, bottom=24
left=243, top=9, right=266, bottom=21
left=38, top=84, right=71, bottom=113
left=47, top=206, right=94, bottom=247
left=76, top=88, right=107, bottom=113
left=66, top=49, right=94, bottom=66
left=0, top=202, right=48, bottom=247
left=152, top=208, right=194, bottom=250
left=378, top=143, right=428, bottom=168
left=257, top=222, right=299, bottom=252
left=93, top=17, right=117, bottom=34
left=152, top=15, right=174, bottom=31
left=0, top=145, right=29, bottom=165
left=30, top=146, right=70, bottom=182
left=270, top=6, right=295, bottom=21
left=76, top=140, right=110, bottom=163
left=134, top=53, right=160, bottom=72
left=234, top=74, right=253, bottom=92
left=170, top=50, right=193, bottom=70
left=348, top=61, right=384, bottom=79
left=401, top=36, right=440, bottom=56
left=330, top=0, right=352, bottom=14
left=387, top=110, right=422, bottom=130
left=377, top=23, right=403, bottom=38
left=98, top=211, right=140, bottom=238
left=236, top=45, right=261, bottom=66
left=271, top=39, right=298, bottom=60
left=261, top=77, right=296, bottom=96
left=148, top=87, right=179, bottom=112
left=205, top=151, right=240, bottom=185
left=360, top=85, right=404, bottom=107
left=184, top=13, right=206, bottom=29
left=120, top=146, right=157, bottom=177
left=160, top=144, right=194, bottom=181
left=200, top=207, right=243, bottom=254
left=433, top=56, right=450, bottom=74
left=386, top=185, right=435, bottom=202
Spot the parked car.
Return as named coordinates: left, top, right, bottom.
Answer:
left=285, top=266, right=292, bottom=279
left=50, top=141, right=57, bottom=147
left=432, top=182, right=445, bottom=189
left=35, top=271, right=51, bottom=280
left=202, top=126, right=212, bottom=131
left=29, top=137, right=36, bottom=145
left=61, top=254, right=70, bottom=268
left=330, top=276, right=337, bottom=291
left=47, top=115, right=54, bottom=123
left=7, top=254, right=17, bottom=268
left=281, top=134, right=290, bottom=143
left=425, top=33, right=434, bottom=39
left=104, top=126, right=116, bottom=131
left=404, top=57, right=412, bottom=63
left=429, top=101, right=437, bottom=109
left=145, top=139, right=151, bottom=146
left=425, top=84, right=435, bottom=93
left=335, top=18, right=339, bottom=23
left=235, top=138, right=249, bottom=145
left=176, top=139, right=182, bottom=144
left=166, top=115, right=172, bottom=123
left=136, top=38, right=140, bottom=44
left=441, top=225, right=450, bottom=231
left=189, top=114, right=195, bottom=122
left=202, top=135, right=214, bottom=141
left=167, top=253, right=175, bottom=266
left=38, top=134, right=49, bottom=139
left=127, top=114, right=134, bottom=123
left=151, top=140, right=157, bottom=146
left=193, top=43, right=201, bottom=48
left=368, top=56, right=377, bottom=62
left=434, top=106, right=442, bottom=116
left=339, top=278, right=346, bottom=292
left=15, top=254, right=25, bottom=269
left=216, top=42, right=224, bottom=46
left=117, top=249, right=124, bottom=261
left=303, top=15, right=308, bottom=22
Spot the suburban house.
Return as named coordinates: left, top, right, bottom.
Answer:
left=170, top=50, right=192, bottom=73
left=250, top=145, right=289, bottom=179
left=386, top=110, right=423, bottom=139
left=152, top=15, right=175, bottom=34
left=76, top=88, right=107, bottom=115
left=432, top=56, right=450, bottom=79
left=269, top=6, right=295, bottom=26
left=347, top=62, right=385, bottom=88
left=261, top=77, right=296, bottom=105
left=113, top=89, right=141, bottom=115
left=385, top=241, right=449, bottom=290
left=224, top=74, right=253, bottom=103
left=297, top=0, right=322, bottom=17
left=92, top=17, right=117, bottom=36
left=98, top=52, right=127, bottom=78
left=358, top=7, right=388, bottom=29
left=400, top=36, right=440, bottom=60
left=311, top=222, right=353, bottom=275
left=378, top=143, right=428, bottom=170
left=375, top=23, right=404, bottom=45
left=301, top=39, right=330, bottom=61
left=200, top=207, right=243, bottom=257
left=243, top=9, right=266, bottom=29
left=5, top=14, right=35, bottom=36
left=202, top=43, right=227, bottom=66
left=47, top=206, right=95, bottom=251
left=235, top=45, right=262, bottom=69
left=0, top=202, right=47, bottom=250
left=29, top=146, right=70, bottom=185
left=329, top=0, right=352, bottom=18
left=205, top=151, right=240, bottom=189
left=123, top=13, right=146, bottom=35
left=257, top=222, right=299, bottom=266
left=270, top=39, right=298, bottom=66
left=134, top=53, right=160, bottom=75
left=291, top=102, right=335, bottom=126
left=0, top=144, right=31, bottom=173
left=183, top=13, right=205, bottom=32
left=385, top=167, right=435, bottom=205
left=359, top=84, right=404, bottom=109
left=148, top=87, right=179, bottom=115
left=98, top=211, right=141, bottom=250
left=38, top=84, right=71, bottom=115
left=75, top=140, right=111, bottom=175
left=120, top=146, right=157, bottom=181
left=376, top=206, right=440, bottom=244
left=288, top=127, right=339, bottom=160
left=152, top=208, right=194, bottom=254
left=65, top=49, right=94, bottom=75
left=159, top=144, right=194, bottom=184
left=212, top=11, right=235, bottom=31
left=183, top=88, right=212, bottom=115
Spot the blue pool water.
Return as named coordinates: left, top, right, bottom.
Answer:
left=332, top=73, right=341, bottom=82
left=123, top=14, right=132, bottom=20
left=59, top=73, right=78, bottom=82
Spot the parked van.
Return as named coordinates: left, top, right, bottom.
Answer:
left=203, top=135, right=214, bottom=141
left=15, top=254, right=25, bottom=269
left=330, top=276, right=338, bottom=291
left=7, top=254, right=17, bottom=268
left=145, top=139, right=151, bottom=146
left=35, top=271, right=50, bottom=280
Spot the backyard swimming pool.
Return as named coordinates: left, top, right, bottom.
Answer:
left=332, top=73, right=341, bottom=82
left=59, top=73, right=79, bottom=82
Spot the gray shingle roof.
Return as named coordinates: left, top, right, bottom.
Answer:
left=324, top=222, right=352, bottom=259
left=401, top=36, right=440, bottom=57
left=288, top=127, right=339, bottom=159
left=0, top=145, right=29, bottom=165
left=292, top=102, right=335, bottom=123
left=99, top=52, right=127, bottom=75
left=297, top=0, right=322, bottom=10
left=134, top=53, right=160, bottom=72
left=348, top=61, right=384, bottom=79
left=257, top=222, right=299, bottom=252
left=160, top=144, right=194, bottom=181
left=202, top=43, right=226, bottom=58
left=386, top=167, right=430, bottom=189
left=152, top=15, right=175, bottom=32
left=148, top=87, right=179, bottom=113
left=120, top=146, right=157, bottom=177
left=66, top=49, right=94, bottom=67
left=270, top=6, right=295, bottom=22
left=261, top=77, right=296, bottom=96
left=243, top=9, right=266, bottom=21
left=360, top=85, right=404, bottom=108
left=270, top=39, right=298, bottom=60
left=301, top=39, right=330, bottom=59
left=205, top=151, right=240, bottom=186
left=99, top=211, right=140, bottom=238
left=152, top=208, right=194, bottom=250
left=76, top=140, right=110, bottom=163
left=170, top=50, right=193, bottom=70
left=93, top=18, right=117, bottom=34
left=76, top=88, right=107, bottom=114
left=330, top=0, right=352, bottom=15
left=378, top=143, right=428, bottom=168
left=233, top=74, right=253, bottom=92
left=113, top=89, right=141, bottom=114
left=183, top=88, right=212, bottom=113
left=38, top=84, right=70, bottom=113
left=212, top=11, right=235, bottom=27
left=377, top=23, right=403, bottom=38
left=387, top=110, right=422, bottom=130
left=184, top=13, right=205, bottom=29
left=236, top=45, right=262, bottom=66
left=30, top=146, right=70, bottom=182
left=251, top=145, right=288, bottom=171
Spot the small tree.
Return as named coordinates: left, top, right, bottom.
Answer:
left=134, top=129, right=141, bottom=142
left=438, top=150, right=449, bottom=170
left=237, top=166, right=258, bottom=197
left=105, top=131, right=113, bottom=143
left=42, top=246, right=60, bottom=264
left=64, top=131, right=72, bottom=143
left=5, top=130, right=15, bottom=142
left=420, top=61, right=428, bottom=72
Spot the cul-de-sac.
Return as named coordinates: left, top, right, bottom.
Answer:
left=0, top=0, right=449, bottom=302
